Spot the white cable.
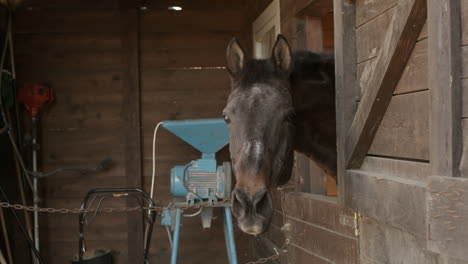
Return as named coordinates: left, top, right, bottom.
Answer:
left=165, top=226, right=173, bottom=249
left=150, top=122, right=164, bottom=200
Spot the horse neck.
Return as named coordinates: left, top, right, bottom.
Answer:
left=289, top=53, right=337, bottom=176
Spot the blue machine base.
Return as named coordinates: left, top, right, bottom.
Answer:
left=170, top=206, right=238, bottom=264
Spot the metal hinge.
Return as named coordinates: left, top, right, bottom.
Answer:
left=339, top=212, right=360, bottom=237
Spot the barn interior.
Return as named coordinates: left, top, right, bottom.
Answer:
left=1, top=0, right=468, bottom=264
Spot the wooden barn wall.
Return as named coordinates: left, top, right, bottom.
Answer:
left=12, top=0, right=253, bottom=263
left=461, top=0, right=468, bottom=176
left=138, top=1, right=253, bottom=263
left=351, top=0, right=468, bottom=263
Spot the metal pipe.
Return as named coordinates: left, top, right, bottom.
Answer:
left=170, top=209, right=182, bottom=264
left=32, top=117, right=39, bottom=253
left=223, top=207, right=238, bottom=264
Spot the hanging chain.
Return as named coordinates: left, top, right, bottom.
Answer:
left=244, top=239, right=290, bottom=264
left=1, top=188, right=295, bottom=264
left=0, top=201, right=231, bottom=214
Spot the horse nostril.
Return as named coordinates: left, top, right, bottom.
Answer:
left=231, top=189, right=246, bottom=218
left=253, top=189, right=273, bottom=218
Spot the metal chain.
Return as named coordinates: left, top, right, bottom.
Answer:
left=1, top=193, right=293, bottom=264
left=0, top=201, right=230, bottom=214
left=244, top=239, right=290, bottom=264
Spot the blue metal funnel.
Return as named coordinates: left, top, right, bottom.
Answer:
left=162, top=118, right=229, bottom=154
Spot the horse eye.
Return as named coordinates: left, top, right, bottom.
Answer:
left=224, top=115, right=231, bottom=124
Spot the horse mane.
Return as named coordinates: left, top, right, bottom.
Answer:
left=290, top=51, right=337, bottom=178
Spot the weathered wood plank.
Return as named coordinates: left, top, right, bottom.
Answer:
left=140, top=33, right=244, bottom=68
left=287, top=245, right=331, bottom=264
left=427, top=176, right=468, bottom=259
left=461, top=120, right=468, bottom=176
left=285, top=192, right=356, bottom=237
left=356, top=7, right=395, bottom=63
left=345, top=170, right=427, bottom=238
left=346, top=0, right=427, bottom=169
left=334, top=0, right=358, bottom=205
left=287, top=216, right=358, bottom=264
left=428, top=0, right=463, bottom=178
left=360, top=216, right=439, bottom=264
left=361, top=156, right=430, bottom=182
left=463, top=46, right=468, bottom=79
left=355, top=0, right=398, bottom=27
left=462, top=0, right=468, bottom=45
left=357, top=39, right=428, bottom=96
left=119, top=1, right=143, bottom=263
left=463, top=79, right=468, bottom=118
left=295, top=152, right=311, bottom=193
left=369, top=91, right=429, bottom=160
left=14, top=9, right=122, bottom=34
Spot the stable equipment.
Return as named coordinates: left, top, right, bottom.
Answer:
left=17, top=84, right=54, bottom=117
left=74, top=188, right=156, bottom=264
left=156, top=118, right=237, bottom=264
left=18, top=83, right=55, bottom=256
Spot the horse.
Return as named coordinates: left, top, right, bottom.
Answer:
left=223, top=35, right=336, bottom=235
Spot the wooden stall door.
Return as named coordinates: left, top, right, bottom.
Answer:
left=336, top=0, right=468, bottom=262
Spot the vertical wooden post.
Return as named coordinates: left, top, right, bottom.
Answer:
left=428, top=0, right=462, bottom=178
left=334, top=0, right=358, bottom=205
left=120, top=0, right=144, bottom=262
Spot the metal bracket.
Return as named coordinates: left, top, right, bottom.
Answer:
left=339, top=212, right=360, bottom=237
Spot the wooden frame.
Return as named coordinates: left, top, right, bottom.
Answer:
left=334, top=0, right=358, bottom=204
left=252, top=0, right=280, bottom=58
left=428, top=0, right=463, bottom=178
left=427, top=0, right=466, bottom=259
left=120, top=0, right=144, bottom=262
left=344, top=0, right=427, bottom=169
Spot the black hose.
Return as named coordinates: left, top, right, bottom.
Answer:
left=0, top=185, right=44, bottom=264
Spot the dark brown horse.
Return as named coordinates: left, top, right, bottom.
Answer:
left=223, top=35, right=336, bottom=235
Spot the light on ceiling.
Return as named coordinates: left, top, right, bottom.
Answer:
left=168, top=6, right=182, bottom=11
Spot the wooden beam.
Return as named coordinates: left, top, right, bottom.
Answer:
left=345, top=0, right=427, bottom=169
left=120, top=0, right=144, bottom=262
left=334, top=0, right=358, bottom=205
left=428, top=0, right=462, bottom=178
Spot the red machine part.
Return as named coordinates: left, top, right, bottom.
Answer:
left=17, top=84, right=54, bottom=117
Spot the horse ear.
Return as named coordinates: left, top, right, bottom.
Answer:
left=271, top=35, right=292, bottom=74
left=226, top=37, right=246, bottom=76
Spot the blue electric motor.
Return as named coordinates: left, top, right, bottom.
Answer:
left=163, top=119, right=232, bottom=202
left=160, top=118, right=238, bottom=264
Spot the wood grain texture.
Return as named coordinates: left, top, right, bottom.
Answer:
left=119, top=1, right=144, bottom=262
left=356, top=6, right=395, bottom=63
left=287, top=216, right=358, bottom=264
left=463, top=79, right=468, bottom=118
left=462, top=120, right=468, bottom=177
left=345, top=170, right=427, bottom=239
left=427, top=176, right=468, bottom=260
left=355, top=0, right=398, bottom=27
left=463, top=46, right=468, bottom=79
left=360, top=216, right=439, bottom=264
left=357, top=38, right=428, bottom=96
left=368, top=91, right=429, bottom=160
left=428, top=0, right=463, bottom=178
left=346, top=0, right=427, bottom=169
left=287, top=245, right=331, bottom=264
left=462, top=0, right=468, bottom=45
left=285, top=192, right=356, bottom=237
left=334, top=0, right=358, bottom=205
left=361, top=156, right=430, bottom=182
